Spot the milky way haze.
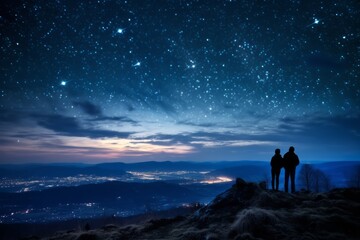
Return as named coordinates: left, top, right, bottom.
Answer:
left=0, top=0, right=359, bottom=163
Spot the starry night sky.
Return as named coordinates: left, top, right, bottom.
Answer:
left=1, top=0, right=359, bottom=163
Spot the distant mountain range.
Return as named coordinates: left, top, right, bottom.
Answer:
left=0, top=161, right=258, bottom=177
left=208, top=165, right=268, bottom=181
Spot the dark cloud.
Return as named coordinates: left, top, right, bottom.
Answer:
left=72, top=100, right=139, bottom=125
left=0, top=109, right=23, bottom=123
left=0, top=138, right=12, bottom=145
left=156, top=100, right=177, bottom=114
left=126, top=104, right=135, bottom=112
left=137, top=133, right=192, bottom=145
left=33, top=114, right=134, bottom=139
left=189, top=131, right=281, bottom=142
left=110, top=83, right=179, bottom=115
left=73, top=101, right=102, bottom=116
left=90, top=116, right=139, bottom=125
left=0, top=108, right=138, bottom=140
left=138, top=131, right=278, bottom=147
left=39, top=141, right=112, bottom=151
left=246, top=110, right=272, bottom=120
left=276, top=114, right=360, bottom=151
left=177, top=120, right=217, bottom=128
left=11, top=133, right=54, bottom=141
left=328, top=114, right=360, bottom=132
left=279, top=114, right=360, bottom=135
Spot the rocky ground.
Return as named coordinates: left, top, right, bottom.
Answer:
left=35, top=179, right=360, bottom=240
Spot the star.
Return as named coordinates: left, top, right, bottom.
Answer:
left=132, top=62, right=141, bottom=67
left=60, top=81, right=67, bottom=86
left=117, top=28, right=124, bottom=34
left=187, top=60, right=196, bottom=69
left=306, top=18, right=321, bottom=28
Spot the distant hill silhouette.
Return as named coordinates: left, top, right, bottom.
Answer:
left=208, top=165, right=268, bottom=181
left=0, top=165, right=128, bottom=178
left=34, top=179, right=360, bottom=240
left=94, top=161, right=263, bottom=172
left=0, top=161, right=270, bottom=178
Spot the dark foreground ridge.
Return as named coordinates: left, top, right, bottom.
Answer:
left=32, top=179, right=360, bottom=240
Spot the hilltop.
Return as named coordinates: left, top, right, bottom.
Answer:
left=35, top=179, right=360, bottom=240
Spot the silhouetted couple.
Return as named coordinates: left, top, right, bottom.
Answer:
left=270, top=146, right=300, bottom=193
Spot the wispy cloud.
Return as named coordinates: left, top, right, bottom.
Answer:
left=190, top=140, right=275, bottom=148
left=177, top=120, right=218, bottom=128
left=72, top=101, right=139, bottom=125
left=1, top=105, right=359, bottom=163
left=278, top=113, right=360, bottom=141
left=73, top=101, right=102, bottom=116
left=33, top=113, right=134, bottom=139
left=90, top=116, right=139, bottom=125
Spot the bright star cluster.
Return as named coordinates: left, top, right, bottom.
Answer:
left=0, top=1, right=359, bottom=163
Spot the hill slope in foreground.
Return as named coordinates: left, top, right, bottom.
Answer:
left=36, top=179, right=360, bottom=240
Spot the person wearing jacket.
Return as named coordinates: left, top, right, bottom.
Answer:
left=283, top=146, right=300, bottom=193
left=270, top=148, right=283, bottom=191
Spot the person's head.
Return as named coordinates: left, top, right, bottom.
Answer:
left=289, top=146, right=295, bottom=152
left=275, top=148, right=280, bottom=154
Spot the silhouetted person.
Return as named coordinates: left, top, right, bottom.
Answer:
left=270, top=148, right=283, bottom=191
left=284, top=146, right=300, bottom=193
left=84, top=222, right=91, bottom=231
